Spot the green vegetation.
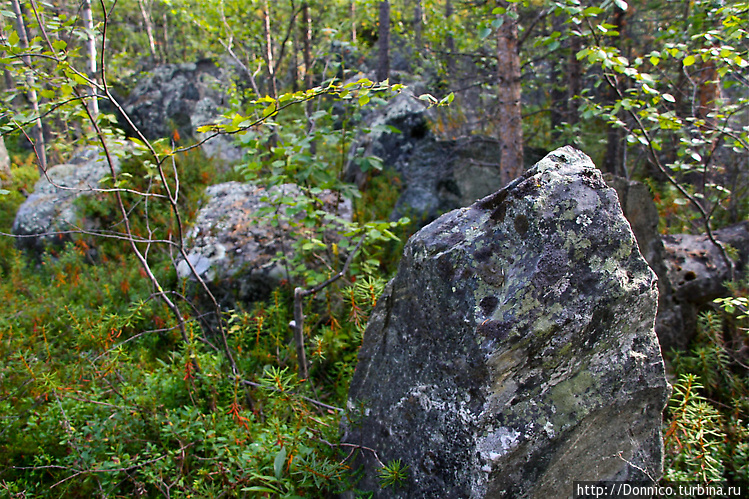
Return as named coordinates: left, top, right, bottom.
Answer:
left=0, top=0, right=747, bottom=495
left=665, top=282, right=749, bottom=485
left=0, top=142, right=398, bottom=496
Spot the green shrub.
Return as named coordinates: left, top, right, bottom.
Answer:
left=664, top=280, right=749, bottom=484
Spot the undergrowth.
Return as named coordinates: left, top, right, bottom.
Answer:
left=664, top=279, right=749, bottom=485
left=0, top=139, right=406, bottom=497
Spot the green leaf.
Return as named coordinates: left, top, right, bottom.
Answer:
left=71, top=72, right=89, bottom=86
left=614, top=0, right=628, bottom=10
left=683, top=55, right=696, bottom=66
left=262, top=102, right=277, bottom=118
left=662, top=93, right=676, bottom=103
left=274, top=446, right=287, bottom=479
left=7, top=30, right=18, bottom=46
left=418, top=94, right=437, bottom=104
left=583, top=6, right=604, bottom=16
left=479, top=27, right=492, bottom=39
left=358, top=93, right=370, bottom=106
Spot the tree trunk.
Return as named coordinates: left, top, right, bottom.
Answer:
left=302, top=2, right=316, bottom=154
left=10, top=0, right=46, bottom=173
left=376, top=1, right=390, bottom=82
left=263, top=0, right=277, bottom=98
left=496, top=0, right=523, bottom=185
left=82, top=0, right=98, bottom=118
left=350, top=0, right=356, bottom=44
left=445, top=0, right=455, bottom=74
left=161, top=11, right=169, bottom=62
left=603, top=5, right=627, bottom=176
left=697, top=55, right=720, bottom=124
left=566, top=35, right=581, bottom=126
left=414, top=0, right=423, bottom=53
left=549, top=13, right=565, bottom=139
left=137, top=0, right=157, bottom=61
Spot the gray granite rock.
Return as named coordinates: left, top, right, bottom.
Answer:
left=12, top=145, right=125, bottom=252
left=121, top=60, right=243, bottom=167
left=345, top=91, right=507, bottom=224
left=604, top=175, right=682, bottom=353
left=605, top=176, right=749, bottom=352
left=341, top=146, right=670, bottom=498
left=177, top=182, right=352, bottom=310
left=660, top=221, right=749, bottom=349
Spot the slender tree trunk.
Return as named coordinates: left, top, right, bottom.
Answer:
left=263, top=0, right=277, bottom=98
left=414, top=0, right=422, bottom=54
left=445, top=0, right=455, bottom=74
left=567, top=36, right=581, bottom=126
left=82, top=0, right=98, bottom=118
left=292, top=16, right=299, bottom=93
left=302, top=4, right=313, bottom=98
left=603, top=6, right=627, bottom=176
left=302, top=2, right=316, bottom=154
left=350, top=0, right=356, bottom=44
left=376, top=1, right=390, bottom=82
left=697, top=55, right=720, bottom=123
left=137, top=0, right=157, bottom=61
left=10, top=0, right=46, bottom=173
left=162, top=11, right=169, bottom=62
left=549, top=13, right=565, bottom=139
left=496, top=0, right=523, bottom=185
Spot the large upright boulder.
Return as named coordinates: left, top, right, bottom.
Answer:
left=342, top=147, right=670, bottom=498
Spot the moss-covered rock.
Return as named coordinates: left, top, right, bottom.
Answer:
left=342, top=146, right=670, bottom=498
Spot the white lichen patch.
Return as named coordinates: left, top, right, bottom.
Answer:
left=478, top=427, right=522, bottom=464
left=543, top=421, right=555, bottom=438
left=573, top=186, right=601, bottom=214
left=576, top=213, right=592, bottom=227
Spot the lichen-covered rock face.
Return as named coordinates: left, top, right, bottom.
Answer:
left=342, top=147, right=670, bottom=498
left=660, top=221, right=749, bottom=349
left=177, top=182, right=352, bottom=311
left=12, top=146, right=123, bottom=253
left=603, top=175, right=683, bottom=352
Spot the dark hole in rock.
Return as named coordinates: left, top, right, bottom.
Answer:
left=684, top=271, right=697, bottom=281
left=410, top=121, right=428, bottom=139
left=479, top=296, right=499, bottom=316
